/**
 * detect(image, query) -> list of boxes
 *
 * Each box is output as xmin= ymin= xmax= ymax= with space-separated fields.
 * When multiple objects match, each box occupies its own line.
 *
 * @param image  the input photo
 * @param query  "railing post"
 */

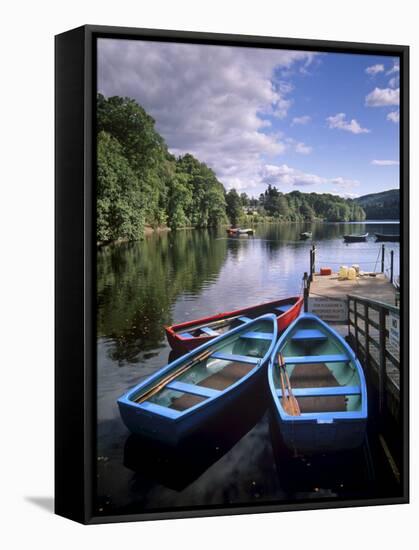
xmin=347 ymin=296 xmax=351 ymax=338
xmin=303 ymin=272 xmax=309 ymax=313
xmin=378 ymin=309 xmax=386 ymax=415
xmin=381 ymin=244 xmax=385 ymax=273
xmin=390 ymin=250 xmax=394 ymax=284
xmin=311 ymin=245 xmax=316 ymax=279
xmin=354 ymin=300 xmax=359 ymax=354
xmin=365 ymin=304 xmax=370 ymax=369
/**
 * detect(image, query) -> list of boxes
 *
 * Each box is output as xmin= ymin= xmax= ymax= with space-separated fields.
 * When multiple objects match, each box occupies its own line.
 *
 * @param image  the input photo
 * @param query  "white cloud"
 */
xmin=260 ymin=164 xmax=326 ymax=187
xmin=326 ymin=113 xmax=370 ymax=134
xmin=387 ymin=110 xmax=400 ymax=123
xmin=387 ymin=62 xmax=400 ymax=75
xmin=366 ymin=64 xmax=384 ymax=75
xmin=291 ymin=115 xmax=311 ymax=125
xmin=371 ymin=159 xmax=399 ymax=166
xmin=295 ymin=142 xmax=312 ymax=154
xmin=260 ymin=164 xmax=359 ymax=190
xmin=389 ymin=76 xmax=399 ymax=89
xmin=365 ymin=87 xmax=399 ymax=107
xmin=98 ymin=39 xmax=318 ymax=193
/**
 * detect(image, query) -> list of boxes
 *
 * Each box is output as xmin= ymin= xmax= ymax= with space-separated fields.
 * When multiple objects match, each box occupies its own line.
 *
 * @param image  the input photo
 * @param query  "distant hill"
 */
xmin=355 ymin=189 xmax=399 ymax=220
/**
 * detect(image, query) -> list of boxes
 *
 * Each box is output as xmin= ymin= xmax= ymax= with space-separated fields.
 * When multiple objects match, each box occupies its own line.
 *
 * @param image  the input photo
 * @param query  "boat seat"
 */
xmin=238 ymin=316 xmax=252 ymax=323
xmin=211 ymin=351 xmax=260 ymax=365
xmin=291 ymin=329 xmax=327 ymax=342
xmin=200 ymin=327 xmax=219 ymax=336
xmin=241 ymin=331 xmax=273 ymax=341
xmin=276 ymin=386 xmax=360 ymax=398
xmin=180 ymin=332 xmax=194 ymax=338
xmin=284 ymin=354 xmax=348 ymax=365
xmin=275 ymin=304 xmax=293 ymax=314
xmin=166 ymin=380 xmax=220 ymax=398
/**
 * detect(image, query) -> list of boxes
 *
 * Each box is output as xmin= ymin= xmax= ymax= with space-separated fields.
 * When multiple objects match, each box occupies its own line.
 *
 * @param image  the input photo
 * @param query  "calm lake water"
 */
xmin=96 ymin=221 xmax=400 ymax=516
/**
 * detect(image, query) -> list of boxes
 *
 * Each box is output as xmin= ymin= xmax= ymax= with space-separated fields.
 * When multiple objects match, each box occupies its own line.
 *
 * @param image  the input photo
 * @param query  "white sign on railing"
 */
xmin=389 ymin=311 xmax=400 ymax=353
xmin=308 ymin=297 xmax=348 ymax=322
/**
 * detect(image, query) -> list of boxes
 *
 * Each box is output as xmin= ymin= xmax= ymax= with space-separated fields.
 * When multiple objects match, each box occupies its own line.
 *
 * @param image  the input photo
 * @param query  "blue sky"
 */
xmin=98 ymin=40 xmax=400 ymax=198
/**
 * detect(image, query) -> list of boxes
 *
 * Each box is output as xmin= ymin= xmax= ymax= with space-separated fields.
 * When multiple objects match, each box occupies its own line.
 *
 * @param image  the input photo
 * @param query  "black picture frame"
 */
xmin=55 ymin=24 xmax=409 ymax=524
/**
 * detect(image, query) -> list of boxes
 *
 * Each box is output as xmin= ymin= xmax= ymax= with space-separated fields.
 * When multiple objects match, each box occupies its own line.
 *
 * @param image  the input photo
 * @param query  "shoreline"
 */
xmin=97 ymin=219 xmax=399 ymax=247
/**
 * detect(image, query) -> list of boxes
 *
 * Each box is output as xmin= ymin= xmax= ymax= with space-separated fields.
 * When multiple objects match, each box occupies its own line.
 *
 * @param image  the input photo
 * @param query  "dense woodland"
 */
xmin=97 ymin=94 xmax=366 ymax=243
xmin=355 ymin=189 xmax=399 ymax=220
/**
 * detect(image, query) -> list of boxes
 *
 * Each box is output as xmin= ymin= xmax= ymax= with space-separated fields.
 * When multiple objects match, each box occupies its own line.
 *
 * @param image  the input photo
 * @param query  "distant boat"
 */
xmin=267 ymin=313 xmax=367 ymax=454
xmin=375 ymin=233 xmax=400 ymax=242
xmin=165 ymin=296 xmax=303 ymax=353
xmin=343 ymin=233 xmax=368 ymax=243
xmin=227 ymin=228 xmax=254 ymax=236
xmin=300 ymin=231 xmax=312 ymax=240
xmin=118 ymin=314 xmax=278 ymax=445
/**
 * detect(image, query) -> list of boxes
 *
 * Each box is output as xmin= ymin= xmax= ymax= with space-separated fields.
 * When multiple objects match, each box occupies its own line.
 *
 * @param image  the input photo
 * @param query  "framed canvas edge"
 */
xmin=55 ymin=24 xmax=410 ymax=526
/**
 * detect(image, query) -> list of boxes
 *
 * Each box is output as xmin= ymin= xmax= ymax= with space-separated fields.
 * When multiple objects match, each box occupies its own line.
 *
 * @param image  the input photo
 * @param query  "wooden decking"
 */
xmin=309 ymin=272 xmax=397 ymax=305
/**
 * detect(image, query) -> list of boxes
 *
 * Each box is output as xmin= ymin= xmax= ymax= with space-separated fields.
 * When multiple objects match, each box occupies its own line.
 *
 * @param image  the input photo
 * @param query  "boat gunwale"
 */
xmin=267 ymin=313 xmax=368 ymax=423
xmin=118 ymin=313 xmax=278 ymax=422
xmin=165 ymin=296 xmax=302 ymax=341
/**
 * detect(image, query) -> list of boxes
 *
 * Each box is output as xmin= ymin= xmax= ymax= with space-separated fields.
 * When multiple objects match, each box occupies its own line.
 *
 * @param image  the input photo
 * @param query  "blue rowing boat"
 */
xmin=268 ymin=313 xmax=367 ymax=454
xmin=118 ymin=314 xmax=278 ymax=445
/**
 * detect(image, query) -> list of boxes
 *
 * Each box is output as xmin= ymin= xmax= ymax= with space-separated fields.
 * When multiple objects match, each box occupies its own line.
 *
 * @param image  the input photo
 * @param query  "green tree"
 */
xmin=226 ymin=189 xmax=243 ymax=226
xmin=97 ymin=131 xmax=145 ymax=242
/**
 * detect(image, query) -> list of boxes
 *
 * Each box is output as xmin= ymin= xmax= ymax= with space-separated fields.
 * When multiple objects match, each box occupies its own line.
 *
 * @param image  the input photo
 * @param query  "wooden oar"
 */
xmin=278 ymin=353 xmax=301 ymax=416
xmin=135 ymin=348 xmax=213 ymax=404
xmin=179 ymin=314 xmax=246 ymax=334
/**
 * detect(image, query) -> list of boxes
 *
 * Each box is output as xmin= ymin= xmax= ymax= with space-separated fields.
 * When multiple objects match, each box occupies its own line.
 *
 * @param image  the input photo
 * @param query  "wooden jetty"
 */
xmin=300 ymin=244 xmax=402 ymax=482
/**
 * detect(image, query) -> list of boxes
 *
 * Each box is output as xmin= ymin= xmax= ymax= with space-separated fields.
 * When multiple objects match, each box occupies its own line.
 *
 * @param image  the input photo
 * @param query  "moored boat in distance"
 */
xmin=343 ymin=233 xmax=368 ymax=243
xmin=375 ymin=233 xmax=400 ymax=242
xmin=299 ymin=231 xmax=312 ymax=240
xmin=268 ymin=313 xmax=367 ymax=454
xmin=165 ymin=296 xmax=303 ymax=353
xmin=227 ymin=227 xmax=254 ymax=236
xmin=118 ymin=314 xmax=278 ymax=445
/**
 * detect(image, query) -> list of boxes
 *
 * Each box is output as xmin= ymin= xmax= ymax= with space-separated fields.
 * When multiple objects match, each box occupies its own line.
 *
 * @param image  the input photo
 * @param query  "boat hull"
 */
xmin=119 ymin=314 xmax=278 ymax=446
xmin=119 ymin=360 xmax=267 ymax=446
xmin=165 ymin=296 xmax=303 ymax=353
xmin=267 ymin=313 xmax=367 ymax=455
xmin=343 ymin=234 xmax=368 ymax=243
xmin=270 ymin=408 xmax=367 ymax=454
xmin=375 ymin=233 xmax=399 ymax=242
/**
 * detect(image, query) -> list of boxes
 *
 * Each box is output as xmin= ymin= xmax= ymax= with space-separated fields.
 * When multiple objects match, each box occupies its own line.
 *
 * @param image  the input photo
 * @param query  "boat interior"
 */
xmin=143 ymin=319 xmax=274 ymax=413
xmin=176 ymin=300 xmax=297 ymax=338
xmin=273 ymin=318 xmax=362 ymax=414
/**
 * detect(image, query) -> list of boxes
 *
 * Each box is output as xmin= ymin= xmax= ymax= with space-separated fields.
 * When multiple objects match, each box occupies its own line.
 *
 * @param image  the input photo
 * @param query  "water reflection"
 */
xmin=96 ymin=222 xmax=401 ymax=515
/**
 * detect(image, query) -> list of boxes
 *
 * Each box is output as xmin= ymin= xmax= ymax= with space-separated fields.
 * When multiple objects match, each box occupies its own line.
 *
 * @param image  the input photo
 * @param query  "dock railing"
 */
xmin=347 ymin=294 xmax=400 ymax=416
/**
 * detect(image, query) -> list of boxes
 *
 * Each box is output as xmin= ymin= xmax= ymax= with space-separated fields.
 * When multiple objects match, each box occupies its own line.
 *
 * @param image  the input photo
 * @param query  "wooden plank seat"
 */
xmin=211 ymin=351 xmax=260 ymax=364
xmin=284 ymin=354 xmax=348 ymax=365
xmin=288 ymin=362 xmax=347 ymax=413
xmin=167 ymin=380 xmax=220 ymax=398
xmin=241 ymin=331 xmax=273 ymax=341
xmin=179 ymin=332 xmax=194 ymax=338
xmin=200 ymin=327 xmax=219 ymax=336
xmin=291 ymin=329 xmax=327 ymax=342
xmin=238 ymin=316 xmax=252 ymax=323
xmin=276 ymin=386 xmax=360 ymax=398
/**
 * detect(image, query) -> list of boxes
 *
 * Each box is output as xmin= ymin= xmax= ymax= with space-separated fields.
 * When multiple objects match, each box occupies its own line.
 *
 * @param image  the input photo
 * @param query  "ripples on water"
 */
xmin=96 ymin=222 xmax=400 ymax=515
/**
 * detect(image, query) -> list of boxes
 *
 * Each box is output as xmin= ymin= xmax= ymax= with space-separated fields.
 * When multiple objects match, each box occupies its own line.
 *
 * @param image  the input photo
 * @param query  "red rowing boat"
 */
xmin=165 ymin=296 xmax=303 ymax=353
